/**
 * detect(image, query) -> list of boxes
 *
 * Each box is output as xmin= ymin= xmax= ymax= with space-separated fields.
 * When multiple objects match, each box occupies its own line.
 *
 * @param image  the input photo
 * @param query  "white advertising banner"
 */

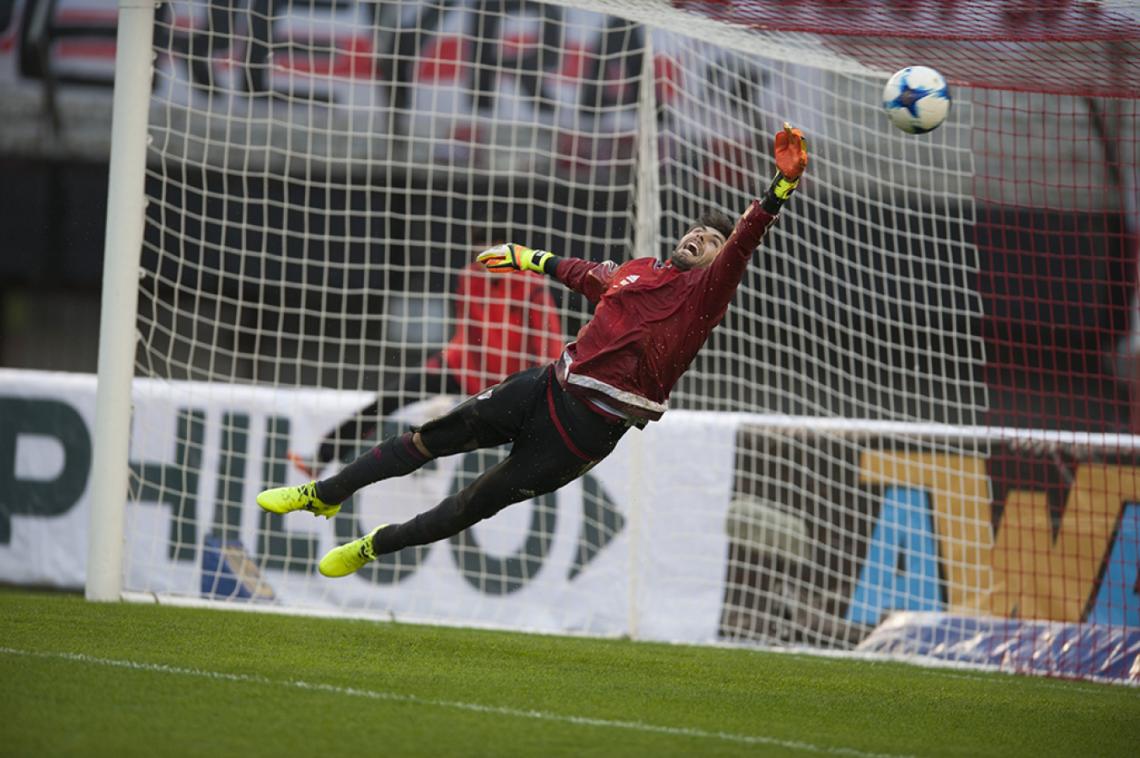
xmin=0 ymin=369 xmax=738 ymax=644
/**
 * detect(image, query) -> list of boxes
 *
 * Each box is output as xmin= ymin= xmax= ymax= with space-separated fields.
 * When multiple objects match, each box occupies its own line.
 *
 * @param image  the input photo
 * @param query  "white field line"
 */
xmin=0 ymin=646 xmax=912 ymax=758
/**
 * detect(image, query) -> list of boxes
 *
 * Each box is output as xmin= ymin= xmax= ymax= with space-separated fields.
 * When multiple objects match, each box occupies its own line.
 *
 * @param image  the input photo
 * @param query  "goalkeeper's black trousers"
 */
xmin=315 ymin=366 xmax=629 ymax=555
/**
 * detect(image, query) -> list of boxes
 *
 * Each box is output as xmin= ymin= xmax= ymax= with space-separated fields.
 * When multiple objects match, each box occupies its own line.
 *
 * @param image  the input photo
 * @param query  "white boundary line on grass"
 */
xmin=1 ymin=646 xmax=912 ymax=758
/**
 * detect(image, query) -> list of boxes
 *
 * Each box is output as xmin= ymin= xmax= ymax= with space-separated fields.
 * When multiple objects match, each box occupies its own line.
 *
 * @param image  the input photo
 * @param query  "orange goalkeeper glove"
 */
xmin=476 ymin=243 xmax=554 ymax=275
xmin=763 ymin=123 xmax=808 ymax=212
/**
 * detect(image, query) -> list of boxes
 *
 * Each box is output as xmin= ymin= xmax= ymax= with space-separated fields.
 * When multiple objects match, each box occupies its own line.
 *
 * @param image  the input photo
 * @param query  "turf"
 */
xmin=1 ymin=587 xmax=1136 ymax=757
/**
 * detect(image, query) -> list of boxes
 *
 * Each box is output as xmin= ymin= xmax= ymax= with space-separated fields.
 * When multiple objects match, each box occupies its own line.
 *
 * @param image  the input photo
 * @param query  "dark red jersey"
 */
xmin=553 ymin=201 xmax=777 ymax=422
xmin=443 ymin=263 xmax=564 ymax=395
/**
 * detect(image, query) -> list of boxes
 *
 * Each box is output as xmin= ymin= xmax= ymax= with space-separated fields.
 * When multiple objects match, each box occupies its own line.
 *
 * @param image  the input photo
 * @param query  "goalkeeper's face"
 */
xmin=670 ymin=225 xmax=727 ymax=271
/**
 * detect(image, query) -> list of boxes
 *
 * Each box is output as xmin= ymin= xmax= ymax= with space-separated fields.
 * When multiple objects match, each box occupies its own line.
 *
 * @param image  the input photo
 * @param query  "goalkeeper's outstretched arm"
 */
xmin=718 ymin=123 xmax=808 ymax=255
xmin=475 ymin=240 xmax=617 ymax=303
xmin=473 ymin=123 xmax=807 ymax=294
xmin=698 ymin=123 xmax=808 ymax=308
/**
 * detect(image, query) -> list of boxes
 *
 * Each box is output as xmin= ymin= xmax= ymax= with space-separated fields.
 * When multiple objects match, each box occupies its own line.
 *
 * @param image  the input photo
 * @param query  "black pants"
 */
xmin=372 ymin=366 xmax=629 ymax=555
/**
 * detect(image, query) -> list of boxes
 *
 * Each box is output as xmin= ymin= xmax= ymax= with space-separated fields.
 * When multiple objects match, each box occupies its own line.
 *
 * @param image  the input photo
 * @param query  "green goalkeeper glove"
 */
xmin=762 ymin=122 xmax=808 ymax=213
xmin=476 ymin=243 xmax=554 ymax=275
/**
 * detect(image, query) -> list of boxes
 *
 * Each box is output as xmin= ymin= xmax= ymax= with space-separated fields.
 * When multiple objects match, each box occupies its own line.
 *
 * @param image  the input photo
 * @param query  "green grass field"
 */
xmin=1 ymin=587 xmax=1136 ymax=757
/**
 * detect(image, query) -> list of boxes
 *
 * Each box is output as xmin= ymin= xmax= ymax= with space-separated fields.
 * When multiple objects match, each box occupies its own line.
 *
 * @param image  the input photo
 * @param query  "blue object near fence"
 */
xmin=856 ymin=611 xmax=1140 ymax=684
xmin=200 ymin=534 xmax=276 ymax=602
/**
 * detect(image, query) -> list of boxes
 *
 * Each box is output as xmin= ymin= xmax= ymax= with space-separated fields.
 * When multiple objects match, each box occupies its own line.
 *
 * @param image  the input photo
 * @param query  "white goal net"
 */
xmin=105 ymin=0 xmax=1140 ymax=682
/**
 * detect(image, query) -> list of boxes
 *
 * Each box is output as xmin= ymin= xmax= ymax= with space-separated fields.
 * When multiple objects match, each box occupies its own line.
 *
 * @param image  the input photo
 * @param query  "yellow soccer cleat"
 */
xmin=256 ymin=482 xmax=340 ymax=519
xmin=319 ymin=525 xmax=388 ymax=578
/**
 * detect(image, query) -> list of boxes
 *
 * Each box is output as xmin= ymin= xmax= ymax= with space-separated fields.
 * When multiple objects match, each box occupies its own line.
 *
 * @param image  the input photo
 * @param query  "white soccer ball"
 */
xmin=882 ymin=66 xmax=951 ymax=134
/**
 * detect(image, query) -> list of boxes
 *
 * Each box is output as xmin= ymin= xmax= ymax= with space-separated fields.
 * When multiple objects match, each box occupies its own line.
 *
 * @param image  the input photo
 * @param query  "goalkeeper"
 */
xmin=257 ymin=123 xmax=808 ymax=578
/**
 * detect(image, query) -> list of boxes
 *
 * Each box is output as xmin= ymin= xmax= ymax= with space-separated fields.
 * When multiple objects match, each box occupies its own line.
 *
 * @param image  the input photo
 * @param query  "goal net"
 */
xmin=106 ymin=0 xmax=1139 ymax=682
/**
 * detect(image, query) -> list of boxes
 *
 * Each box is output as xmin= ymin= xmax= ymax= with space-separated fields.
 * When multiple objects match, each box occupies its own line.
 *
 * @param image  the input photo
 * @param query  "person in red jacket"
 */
xmin=259 ymin=123 xmax=808 ymax=578
xmin=288 ymin=250 xmax=564 ymax=476
xmin=446 ymin=260 xmax=565 ymax=396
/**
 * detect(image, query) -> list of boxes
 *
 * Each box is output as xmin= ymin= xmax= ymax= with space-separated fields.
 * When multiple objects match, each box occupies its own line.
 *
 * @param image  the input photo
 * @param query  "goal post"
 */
xmin=89 ymin=0 xmax=1140 ymax=682
xmin=87 ymin=0 xmax=156 ymax=602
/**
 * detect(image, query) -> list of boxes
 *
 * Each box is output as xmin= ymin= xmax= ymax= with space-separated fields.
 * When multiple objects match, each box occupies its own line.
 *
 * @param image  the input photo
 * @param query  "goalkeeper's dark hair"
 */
xmin=696 ymin=210 xmax=734 ymax=240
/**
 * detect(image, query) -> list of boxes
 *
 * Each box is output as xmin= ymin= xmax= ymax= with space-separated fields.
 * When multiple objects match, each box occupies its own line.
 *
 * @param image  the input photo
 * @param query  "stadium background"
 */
xmin=2 ymin=0 xmax=1135 ymax=433
xmin=1 ymin=0 xmax=1138 ymax=683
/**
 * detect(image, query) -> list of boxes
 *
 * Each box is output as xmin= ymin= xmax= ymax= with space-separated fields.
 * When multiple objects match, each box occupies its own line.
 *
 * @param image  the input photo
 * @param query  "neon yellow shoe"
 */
xmin=319 ymin=525 xmax=388 ymax=578
xmin=256 ymin=482 xmax=340 ymax=519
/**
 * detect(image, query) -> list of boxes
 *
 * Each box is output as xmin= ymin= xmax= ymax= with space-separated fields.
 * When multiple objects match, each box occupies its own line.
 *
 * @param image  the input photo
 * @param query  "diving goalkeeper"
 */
xmin=257 ymin=123 xmax=808 ymax=578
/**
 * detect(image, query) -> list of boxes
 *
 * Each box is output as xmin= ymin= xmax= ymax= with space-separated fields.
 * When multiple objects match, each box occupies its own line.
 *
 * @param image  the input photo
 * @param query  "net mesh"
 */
xmin=121 ymin=0 xmax=1140 ymax=681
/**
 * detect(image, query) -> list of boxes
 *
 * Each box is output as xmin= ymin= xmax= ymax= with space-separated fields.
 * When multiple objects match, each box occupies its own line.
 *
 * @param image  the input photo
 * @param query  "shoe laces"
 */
xmin=298 ymin=482 xmax=319 ymax=511
xmin=358 ymin=530 xmax=378 ymax=562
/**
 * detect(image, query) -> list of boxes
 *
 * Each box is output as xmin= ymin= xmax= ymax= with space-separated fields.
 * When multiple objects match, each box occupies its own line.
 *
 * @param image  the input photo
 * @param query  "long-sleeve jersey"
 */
xmin=443 ymin=262 xmax=565 ymax=396
xmin=552 ymin=200 xmax=778 ymax=423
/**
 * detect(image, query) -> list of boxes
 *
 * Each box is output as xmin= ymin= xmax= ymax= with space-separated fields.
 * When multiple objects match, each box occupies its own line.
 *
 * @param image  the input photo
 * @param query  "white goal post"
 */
xmin=89 ymin=0 xmax=1140 ymax=683
xmin=87 ymin=0 xmax=157 ymax=602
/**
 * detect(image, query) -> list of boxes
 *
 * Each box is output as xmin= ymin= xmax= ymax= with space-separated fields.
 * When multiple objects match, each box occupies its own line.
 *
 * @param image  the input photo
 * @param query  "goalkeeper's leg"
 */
xmin=319 ymin=371 xmax=628 ymax=577
xmin=259 ymin=367 xmax=543 ymax=519
xmin=316 ymin=366 xmax=549 ymax=501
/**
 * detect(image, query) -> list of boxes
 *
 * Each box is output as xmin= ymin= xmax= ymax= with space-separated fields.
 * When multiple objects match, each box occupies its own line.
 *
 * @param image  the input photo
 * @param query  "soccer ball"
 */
xmin=882 ymin=66 xmax=951 ymax=134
